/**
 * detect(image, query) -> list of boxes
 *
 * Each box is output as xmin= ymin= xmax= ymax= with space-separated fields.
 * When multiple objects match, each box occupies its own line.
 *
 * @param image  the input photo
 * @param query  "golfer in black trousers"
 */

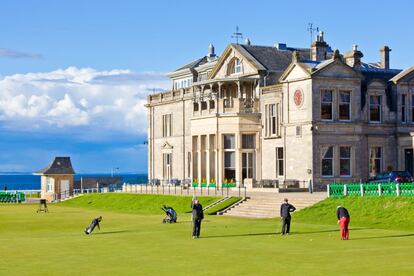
xmin=191 ymin=198 xmax=204 ymax=239
xmin=280 ymin=198 xmax=296 ymax=235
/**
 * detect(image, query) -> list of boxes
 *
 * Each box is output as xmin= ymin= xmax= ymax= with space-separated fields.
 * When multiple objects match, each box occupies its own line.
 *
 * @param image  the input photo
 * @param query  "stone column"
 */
xmin=206 ymin=135 xmax=210 ymax=185
xmin=197 ymin=135 xmax=202 ymax=184
xmin=236 ymin=132 xmax=242 ymax=187
xmin=217 ymin=133 xmax=222 ymax=188
xmin=237 ymin=81 xmax=241 ymax=98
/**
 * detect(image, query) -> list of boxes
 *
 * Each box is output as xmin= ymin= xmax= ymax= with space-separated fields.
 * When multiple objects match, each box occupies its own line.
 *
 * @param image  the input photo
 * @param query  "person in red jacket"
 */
xmin=336 ymin=206 xmax=350 ymax=240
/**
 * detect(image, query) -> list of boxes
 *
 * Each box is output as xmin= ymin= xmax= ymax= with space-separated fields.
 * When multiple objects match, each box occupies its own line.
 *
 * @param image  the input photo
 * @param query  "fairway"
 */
xmin=1 ymin=202 xmax=414 ymax=275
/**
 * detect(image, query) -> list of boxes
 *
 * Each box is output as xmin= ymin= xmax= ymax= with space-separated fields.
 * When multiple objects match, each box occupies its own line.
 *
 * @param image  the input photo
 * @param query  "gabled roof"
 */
xmin=174 ymin=56 xmax=208 ymax=72
xmin=240 ymin=45 xmax=310 ymax=72
xmin=390 ymin=66 xmax=414 ymax=83
xmin=279 ymin=52 xmax=363 ymax=82
xmin=35 ymin=157 xmax=75 ymax=175
xmin=209 ymin=43 xmax=311 ymax=79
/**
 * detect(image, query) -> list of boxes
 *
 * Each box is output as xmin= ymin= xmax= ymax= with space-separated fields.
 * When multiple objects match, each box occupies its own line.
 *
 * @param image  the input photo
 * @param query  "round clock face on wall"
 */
xmin=294 ymin=89 xmax=303 ymax=107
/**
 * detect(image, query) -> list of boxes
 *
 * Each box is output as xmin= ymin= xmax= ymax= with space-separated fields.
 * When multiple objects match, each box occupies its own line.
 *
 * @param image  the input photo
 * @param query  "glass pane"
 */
xmin=223 ymin=134 xmax=235 ymax=149
xmin=224 ymin=152 xmax=235 ymax=167
xmin=321 ymin=103 xmax=332 ymax=119
xmin=370 ymin=95 xmax=381 ymax=105
xmin=370 ymin=106 xmax=380 ymax=121
xmin=242 ymin=134 xmax=255 ymax=149
xmin=322 ymin=159 xmax=333 ymax=176
xmin=322 ymin=90 xmax=332 ymax=102
xmin=340 ymin=147 xmax=351 ymax=158
xmin=340 ymin=91 xmax=350 ymax=103
xmin=339 ymin=104 xmax=350 ymax=120
xmin=340 ymin=159 xmax=351 ymax=176
xmin=322 ymin=146 xmax=333 ymax=158
xmin=278 ymin=160 xmax=284 ymax=176
xmin=277 ymin=148 xmax=283 ymax=159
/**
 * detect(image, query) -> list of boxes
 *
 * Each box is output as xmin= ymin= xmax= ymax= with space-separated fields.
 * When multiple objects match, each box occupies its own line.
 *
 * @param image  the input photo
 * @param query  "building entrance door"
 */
xmin=60 ymin=180 xmax=70 ymax=199
xmin=404 ymin=149 xmax=413 ymax=176
xmin=242 ymin=152 xmax=255 ymax=181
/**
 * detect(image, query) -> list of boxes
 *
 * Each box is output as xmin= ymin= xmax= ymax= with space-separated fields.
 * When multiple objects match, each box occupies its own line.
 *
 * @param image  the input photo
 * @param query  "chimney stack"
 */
xmin=380 ymin=46 xmax=391 ymax=69
xmin=207 ymin=44 xmax=216 ymax=61
xmin=311 ymin=31 xmax=329 ymax=61
xmin=344 ymin=44 xmax=363 ymax=69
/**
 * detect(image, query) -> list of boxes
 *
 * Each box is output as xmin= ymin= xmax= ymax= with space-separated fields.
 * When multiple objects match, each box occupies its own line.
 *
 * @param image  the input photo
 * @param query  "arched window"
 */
xmin=228 ymin=58 xmax=243 ymax=75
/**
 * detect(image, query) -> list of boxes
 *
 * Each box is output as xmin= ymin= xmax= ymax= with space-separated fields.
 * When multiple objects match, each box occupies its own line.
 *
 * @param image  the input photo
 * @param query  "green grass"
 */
xmin=1 ymin=195 xmax=414 ymax=275
xmin=60 ymin=193 xmax=220 ymax=214
xmin=294 ymin=196 xmax=414 ymax=231
xmin=205 ymin=196 xmax=242 ymax=215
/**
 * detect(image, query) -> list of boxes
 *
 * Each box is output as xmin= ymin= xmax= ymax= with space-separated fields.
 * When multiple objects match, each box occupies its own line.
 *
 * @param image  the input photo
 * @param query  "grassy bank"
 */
xmin=59 ymin=193 xmax=220 ymax=214
xmin=294 ymin=196 xmax=414 ymax=231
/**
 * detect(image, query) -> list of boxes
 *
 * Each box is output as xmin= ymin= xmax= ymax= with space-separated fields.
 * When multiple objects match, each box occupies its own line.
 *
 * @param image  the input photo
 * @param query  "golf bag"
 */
xmin=84 ymin=216 xmax=102 ymax=235
xmin=161 ymin=205 xmax=177 ymax=223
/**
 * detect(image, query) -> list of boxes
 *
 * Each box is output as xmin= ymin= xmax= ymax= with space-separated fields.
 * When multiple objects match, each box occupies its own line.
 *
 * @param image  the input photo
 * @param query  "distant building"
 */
xmin=146 ymin=32 xmax=414 ymax=191
xmin=36 ymin=157 xmax=75 ymax=201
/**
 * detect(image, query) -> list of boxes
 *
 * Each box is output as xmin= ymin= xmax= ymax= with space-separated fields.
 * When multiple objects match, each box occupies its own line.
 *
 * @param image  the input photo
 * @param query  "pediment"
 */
xmin=161 ymin=141 xmax=173 ymax=150
xmin=312 ymin=60 xmax=362 ymax=79
xmin=391 ymin=66 xmax=414 ymax=84
xmin=209 ymin=44 xmax=264 ymax=79
xmin=279 ymin=63 xmax=311 ymax=82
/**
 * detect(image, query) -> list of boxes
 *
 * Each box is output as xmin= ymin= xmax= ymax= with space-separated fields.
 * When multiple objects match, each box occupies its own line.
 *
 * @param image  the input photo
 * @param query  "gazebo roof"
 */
xmin=35 ymin=157 xmax=75 ymax=175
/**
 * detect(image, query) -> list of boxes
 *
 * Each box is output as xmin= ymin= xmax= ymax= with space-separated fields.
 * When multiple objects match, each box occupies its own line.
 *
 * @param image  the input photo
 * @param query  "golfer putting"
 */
xmin=191 ymin=198 xmax=204 ymax=239
xmin=336 ymin=206 xmax=350 ymax=240
xmin=85 ymin=216 xmax=102 ymax=235
xmin=280 ymin=198 xmax=296 ymax=235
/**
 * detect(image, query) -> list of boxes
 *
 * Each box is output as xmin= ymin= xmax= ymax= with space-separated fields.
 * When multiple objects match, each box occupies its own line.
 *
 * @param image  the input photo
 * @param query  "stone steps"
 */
xmin=221 ymin=192 xmax=326 ymax=218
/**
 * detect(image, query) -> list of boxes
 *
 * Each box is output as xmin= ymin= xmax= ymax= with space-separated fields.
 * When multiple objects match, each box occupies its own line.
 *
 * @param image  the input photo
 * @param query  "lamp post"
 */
xmin=111 ymin=167 xmax=120 ymax=177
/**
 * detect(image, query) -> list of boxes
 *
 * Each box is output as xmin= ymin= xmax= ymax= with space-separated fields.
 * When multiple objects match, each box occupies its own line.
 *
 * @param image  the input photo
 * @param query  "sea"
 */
xmin=0 ymin=173 xmax=148 ymax=190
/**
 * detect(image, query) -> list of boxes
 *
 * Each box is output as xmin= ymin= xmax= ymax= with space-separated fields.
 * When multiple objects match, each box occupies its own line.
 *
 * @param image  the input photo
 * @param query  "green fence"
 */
xmin=328 ymin=183 xmax=414 ymax=197
xmin=0 ymin=191 xmax=26 ymax=203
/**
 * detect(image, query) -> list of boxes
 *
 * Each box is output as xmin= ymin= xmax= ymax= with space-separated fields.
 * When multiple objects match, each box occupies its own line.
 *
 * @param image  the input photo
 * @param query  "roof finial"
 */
xmin=292 ymin=51 xmax=300 ymax=62
xmin=245 ymin=37 xmax=251 ymax=45
xmin=332 ymin=49 xmax=341 ymax=60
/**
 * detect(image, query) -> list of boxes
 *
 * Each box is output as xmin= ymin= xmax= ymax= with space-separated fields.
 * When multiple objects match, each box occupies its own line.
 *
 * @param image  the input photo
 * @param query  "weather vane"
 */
xmin=231 ymin=26 xmax=243 ymax=44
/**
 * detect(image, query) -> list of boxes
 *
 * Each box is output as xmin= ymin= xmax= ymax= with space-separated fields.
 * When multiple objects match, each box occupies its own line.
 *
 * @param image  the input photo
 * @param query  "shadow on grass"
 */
xmin=93 ymin=230 xmax=136 ymax=235
xmin=350 ymin=233 xmax=414 ymax=240
xmin=201 ymin=228 xmax=367 ymax=239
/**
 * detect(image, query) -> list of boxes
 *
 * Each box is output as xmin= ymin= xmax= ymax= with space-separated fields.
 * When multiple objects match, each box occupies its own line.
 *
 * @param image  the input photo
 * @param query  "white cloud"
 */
xmin=0 ymin=67 xmax=170 ymax=136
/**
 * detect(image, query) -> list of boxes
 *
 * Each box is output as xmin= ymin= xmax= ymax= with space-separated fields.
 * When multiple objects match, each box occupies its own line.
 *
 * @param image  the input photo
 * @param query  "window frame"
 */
xmin=401 ymin=94 xmax=407 ymax=123
xmin=276 ymin=147 xmax=284 ymax=177
xmin=369 ymin=146 xmax=383 ymax=177
xmin=162 ymin=114 xmax=172 ymax=137
xmin=339 ymin=146 xmax=352 ymax=177
xmin=320 ymin=89 xmax=333 ymax=121
xmin=369 ymin=95 xmax=382 ymax=123
xmin=338 ymin=90 xmax=351 ymax=121
xmin=321 ymin=145 xmax=334 ymax=177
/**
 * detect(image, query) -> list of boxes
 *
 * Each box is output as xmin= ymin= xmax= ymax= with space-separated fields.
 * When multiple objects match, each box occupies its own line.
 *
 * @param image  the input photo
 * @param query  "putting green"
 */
xmin=0 ymin=203 xmax=414 ymax=275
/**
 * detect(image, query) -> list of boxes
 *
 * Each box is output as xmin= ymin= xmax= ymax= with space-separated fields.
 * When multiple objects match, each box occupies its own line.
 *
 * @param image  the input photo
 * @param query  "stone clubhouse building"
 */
xmin=146 ymin=32 xmax=414 ymax=191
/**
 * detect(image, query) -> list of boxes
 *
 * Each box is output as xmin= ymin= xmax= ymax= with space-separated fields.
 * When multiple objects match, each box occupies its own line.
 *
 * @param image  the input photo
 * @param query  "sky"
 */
xmin=0 ymin=0 xmax=413 ymax=173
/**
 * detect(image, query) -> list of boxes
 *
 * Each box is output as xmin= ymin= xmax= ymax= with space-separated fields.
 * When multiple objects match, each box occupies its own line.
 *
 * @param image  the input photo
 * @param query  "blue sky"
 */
xmin=0 ymin=0 xmax=413 ymax=173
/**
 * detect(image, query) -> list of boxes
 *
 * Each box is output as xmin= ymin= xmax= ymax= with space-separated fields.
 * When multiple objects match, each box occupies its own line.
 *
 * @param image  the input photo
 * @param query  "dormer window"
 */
xmin=228 ymin=58 xmax=243 ymax=75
